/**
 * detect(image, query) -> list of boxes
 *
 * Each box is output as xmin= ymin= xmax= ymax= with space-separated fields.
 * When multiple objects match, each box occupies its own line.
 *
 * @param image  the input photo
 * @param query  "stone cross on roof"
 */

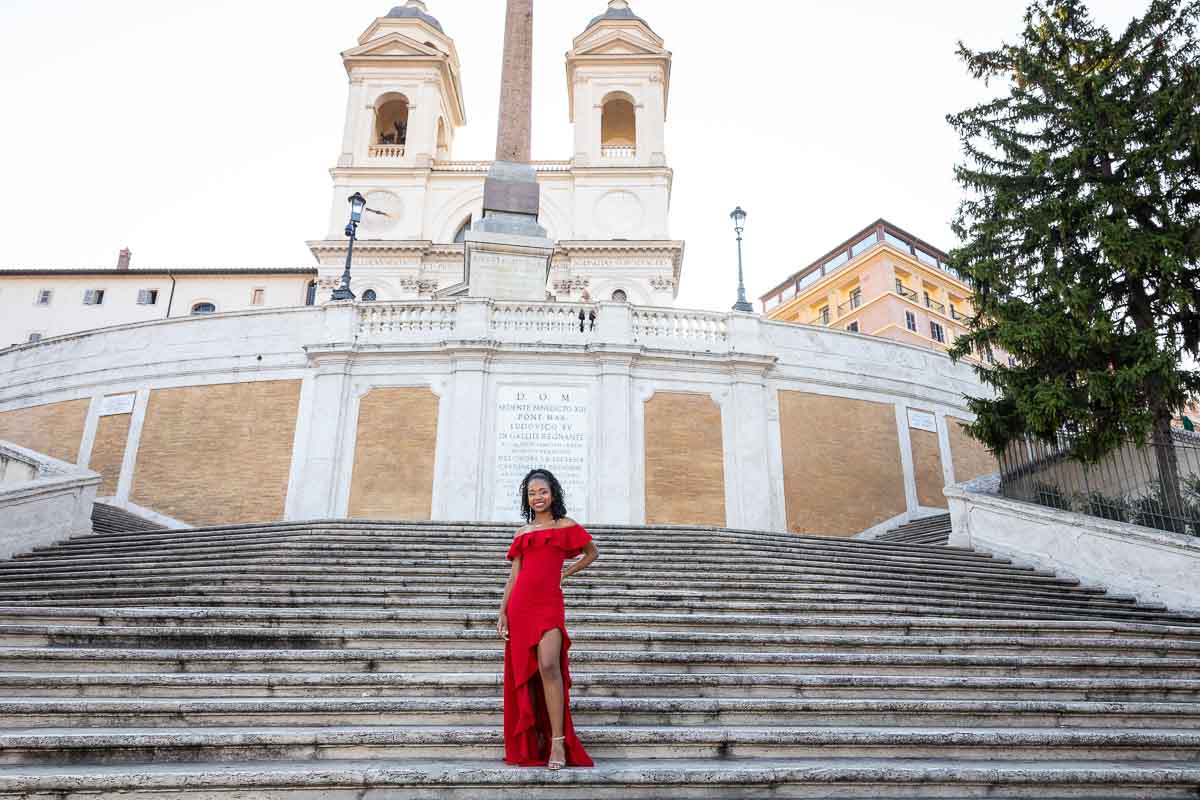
xmin=495 ymin=0 xmax=533 ymax=164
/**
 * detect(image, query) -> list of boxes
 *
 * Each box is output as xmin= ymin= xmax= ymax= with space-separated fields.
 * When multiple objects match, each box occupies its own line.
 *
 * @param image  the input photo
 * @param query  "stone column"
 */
xmin=495 ymin=0 xmax=533 ymax=164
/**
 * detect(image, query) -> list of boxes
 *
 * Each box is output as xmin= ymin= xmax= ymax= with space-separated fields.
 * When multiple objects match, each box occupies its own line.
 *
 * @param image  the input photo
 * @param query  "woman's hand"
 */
xmin=497 ymin=611 xmax=509 ymax=641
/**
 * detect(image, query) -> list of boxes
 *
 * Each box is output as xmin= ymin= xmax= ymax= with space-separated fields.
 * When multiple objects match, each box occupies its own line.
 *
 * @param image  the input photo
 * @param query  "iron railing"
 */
xmin=998 ymin=429 xmax=1200 ymax=536
xmin=895 ymin=281 xmax=918 ymax=301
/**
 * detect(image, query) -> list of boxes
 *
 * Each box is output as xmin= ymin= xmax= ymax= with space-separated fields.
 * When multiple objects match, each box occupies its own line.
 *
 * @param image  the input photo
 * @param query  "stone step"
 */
xmin=0 ymin=567 xmax=1119 ymax=609
xmin=3 ymin=593 xmax=1184 ymax=625
xmin=4 ymin=607 xmax=1192 ymax=641
xmin=3 ymin=647 xmax=1197 ymax=677
xmin=11 ymin=549 xmax=1041 ymax=587
xmin=89 ymin=503 xmax=165 ymax=535
xmin=4 ymin=671 xmax=1197 ymax=701
xmin=6 ymin=695 xmax=1199 ymax=729
xmin=2 ymin=758 xmax=1198 ymax=799
xmin=4 ymin=623 xmax=1197 ymax=657
xmin=3 ymin=725 xmax=1198 ymax=765
xmin=0 ymin=575 xmax=1147 ymax=615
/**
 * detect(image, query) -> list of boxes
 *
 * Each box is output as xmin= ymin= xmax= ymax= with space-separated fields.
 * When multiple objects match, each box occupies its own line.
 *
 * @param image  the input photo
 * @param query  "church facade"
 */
xmin=308 ymin=0 xmax=683 ymax=308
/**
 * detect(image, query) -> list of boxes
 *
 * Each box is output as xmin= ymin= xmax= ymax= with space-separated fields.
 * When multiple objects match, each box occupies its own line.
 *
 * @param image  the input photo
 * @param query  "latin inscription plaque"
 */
xmin=492 ymin=386 xmax=589 ymax=521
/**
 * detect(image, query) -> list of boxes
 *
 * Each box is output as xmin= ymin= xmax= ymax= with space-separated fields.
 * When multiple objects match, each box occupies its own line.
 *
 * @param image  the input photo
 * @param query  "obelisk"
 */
xmin=464 ymin=0 xmax=554 ymax=300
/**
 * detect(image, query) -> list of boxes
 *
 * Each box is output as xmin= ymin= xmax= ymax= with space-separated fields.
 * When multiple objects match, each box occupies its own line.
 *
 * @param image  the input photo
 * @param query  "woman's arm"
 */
xmin=497 ymin=556 xmax=520 ymax=640
xmin=561 ymin=541 xmax=599 ymax=582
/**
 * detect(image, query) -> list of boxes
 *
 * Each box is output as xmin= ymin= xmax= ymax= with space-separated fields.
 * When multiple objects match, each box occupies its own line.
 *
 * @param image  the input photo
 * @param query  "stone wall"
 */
xmin=130 ymin=381 xmax=302 ymax=526
xmin=643 ymin=392 xmax=725 ymax=526
xmin=348 ymin=387 xmax=439 ymax=520
xmin=0 ymin=399 xmax=89 ymax=464
xmin=0 ymin=302 xmax=990 ymax=533
xmin=778 ymin=391 xmax=907 ymax=536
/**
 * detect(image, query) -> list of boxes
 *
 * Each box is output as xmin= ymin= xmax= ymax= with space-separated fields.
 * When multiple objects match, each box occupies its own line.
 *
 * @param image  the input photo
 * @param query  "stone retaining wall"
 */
xmin=0 ymin=300 xmax=991 ymax=534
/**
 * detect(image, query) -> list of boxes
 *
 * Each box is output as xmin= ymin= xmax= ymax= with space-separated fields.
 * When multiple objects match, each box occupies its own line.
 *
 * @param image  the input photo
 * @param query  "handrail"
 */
xmin=895 ymin=281 xmax=918 ymax=301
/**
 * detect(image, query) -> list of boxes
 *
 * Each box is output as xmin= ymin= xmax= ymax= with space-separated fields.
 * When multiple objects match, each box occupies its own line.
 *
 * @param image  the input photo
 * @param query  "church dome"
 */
xmin=386 ymin=1 xmax=444 ymax=33
xmin=585 ymin=0 xmax=652 ymax=33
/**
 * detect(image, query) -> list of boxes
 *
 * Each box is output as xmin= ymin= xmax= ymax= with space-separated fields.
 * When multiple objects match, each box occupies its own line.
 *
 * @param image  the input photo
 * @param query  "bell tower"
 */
xmin=566 ymin=0 xmax=671 ymax=168
xmin=335 ymin=1 xmax=465 ymax=170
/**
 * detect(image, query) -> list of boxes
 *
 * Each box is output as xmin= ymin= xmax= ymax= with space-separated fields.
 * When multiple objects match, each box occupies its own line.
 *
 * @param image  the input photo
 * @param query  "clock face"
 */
xmin=360 ymin=190 xmax=403 ymax=237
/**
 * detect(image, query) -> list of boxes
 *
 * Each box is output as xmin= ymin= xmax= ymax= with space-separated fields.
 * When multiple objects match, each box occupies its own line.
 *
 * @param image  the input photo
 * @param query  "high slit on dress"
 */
xmin=503 ymin=523 xmax=595 ymax=767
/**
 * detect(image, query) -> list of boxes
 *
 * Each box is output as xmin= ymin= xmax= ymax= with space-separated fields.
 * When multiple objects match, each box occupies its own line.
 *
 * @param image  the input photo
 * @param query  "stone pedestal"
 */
xmin=462 ymin=160 xmax=554 ymax=302
xmin=464 ymin=230 xmax=554 ymax=301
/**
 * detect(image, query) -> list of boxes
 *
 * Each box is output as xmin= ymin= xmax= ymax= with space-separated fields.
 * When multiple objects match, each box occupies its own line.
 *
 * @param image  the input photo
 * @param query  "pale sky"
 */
xmin=0 ymin=0 xmax=1143 ymax=312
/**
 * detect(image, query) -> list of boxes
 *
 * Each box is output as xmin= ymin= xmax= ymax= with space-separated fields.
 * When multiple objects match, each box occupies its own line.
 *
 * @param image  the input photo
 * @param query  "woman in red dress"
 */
xmin=498 ymin=468 xmax=598 ymax=769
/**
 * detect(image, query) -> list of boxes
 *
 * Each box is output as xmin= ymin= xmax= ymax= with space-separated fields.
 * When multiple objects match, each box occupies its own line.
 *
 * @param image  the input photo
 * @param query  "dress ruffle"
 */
xmin=506 ymin=523 xmax=592 ymax=561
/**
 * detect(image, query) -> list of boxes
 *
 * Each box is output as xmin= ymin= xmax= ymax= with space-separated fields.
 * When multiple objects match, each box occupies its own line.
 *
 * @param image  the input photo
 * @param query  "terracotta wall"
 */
xmin=348 ymin=387 xmax=439 ymax=520
xmin=90 ymin=413 xmax=132 ymax=496
xmin=910 ymin=424 xmax=947 ymax=508
xmin=778 ymin=390 xmax=906 ymax=536
xmin=131 ymin=381 xmax=302 ymax=526
xmin=0 ymin=399 xmax=89 ymax=463
xmin=948 ymin=418 xmax=996 ymax=483
xmin=644 ymin=392 xmax=726 ymax=526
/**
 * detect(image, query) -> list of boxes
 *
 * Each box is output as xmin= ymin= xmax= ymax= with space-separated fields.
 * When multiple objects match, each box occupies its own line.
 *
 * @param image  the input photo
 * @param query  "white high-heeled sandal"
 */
xmin=548 ymin=736 xmax=566 ymax=770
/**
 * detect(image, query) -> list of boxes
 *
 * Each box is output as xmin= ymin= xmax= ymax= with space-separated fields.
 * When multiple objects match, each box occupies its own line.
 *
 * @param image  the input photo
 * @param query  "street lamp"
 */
xmin=330 ymin=192 xmax=367 ymax=302
xmin=730 ymin=206 xmax=753 ymax=313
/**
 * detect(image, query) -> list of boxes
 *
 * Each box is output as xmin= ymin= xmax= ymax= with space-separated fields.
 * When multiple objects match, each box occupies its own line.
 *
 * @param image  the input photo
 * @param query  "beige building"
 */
xmin=760 ymin=219 xmax=994 ymax=364
xmin=0 ymin=254 xmax=316 ymax=349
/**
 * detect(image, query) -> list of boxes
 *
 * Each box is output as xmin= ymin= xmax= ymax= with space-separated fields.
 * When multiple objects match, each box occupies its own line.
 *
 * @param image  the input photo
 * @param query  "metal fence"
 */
xmin=997 ymin=429 xmax=1200 ymax=537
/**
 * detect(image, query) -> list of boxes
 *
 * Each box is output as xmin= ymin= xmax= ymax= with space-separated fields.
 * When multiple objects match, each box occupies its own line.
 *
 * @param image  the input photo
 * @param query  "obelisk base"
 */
xmin=464 ymin=230 xmax=554 ymax=301
xmin=464 ymin=160 xmax=553 ymax=301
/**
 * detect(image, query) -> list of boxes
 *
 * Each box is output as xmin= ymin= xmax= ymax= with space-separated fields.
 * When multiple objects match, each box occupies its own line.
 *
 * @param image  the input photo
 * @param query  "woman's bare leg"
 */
xmin=537 ymin=628 xmax=566 ymax=761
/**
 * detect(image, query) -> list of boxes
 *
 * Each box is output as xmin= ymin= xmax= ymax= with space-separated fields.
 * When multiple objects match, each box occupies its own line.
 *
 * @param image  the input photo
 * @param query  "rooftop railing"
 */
xmin=762 ymin=219 xmax=966 ymax=311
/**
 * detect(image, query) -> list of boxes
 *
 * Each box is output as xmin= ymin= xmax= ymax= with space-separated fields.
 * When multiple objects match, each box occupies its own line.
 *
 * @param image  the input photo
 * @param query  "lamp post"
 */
xmin=730 ymin=206 xmax=753 ymax=313
xmin=330 ymin=192 xmax=367 ymax=302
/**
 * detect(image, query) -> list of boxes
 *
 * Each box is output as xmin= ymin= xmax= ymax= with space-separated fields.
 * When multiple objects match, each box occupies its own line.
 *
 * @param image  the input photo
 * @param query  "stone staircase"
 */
xmin=875 ymin=514 xmax=953 ymax=546
xmin=0 ymin=519 xmax=1198 ymax=798
xmin=89 ymin=502 xmax=166 ymax=535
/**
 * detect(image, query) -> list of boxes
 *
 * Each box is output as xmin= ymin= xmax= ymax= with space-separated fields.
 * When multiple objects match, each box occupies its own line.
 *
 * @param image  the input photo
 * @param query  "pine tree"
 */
xmin=947 ymin=0 xmax=1200 ymax=509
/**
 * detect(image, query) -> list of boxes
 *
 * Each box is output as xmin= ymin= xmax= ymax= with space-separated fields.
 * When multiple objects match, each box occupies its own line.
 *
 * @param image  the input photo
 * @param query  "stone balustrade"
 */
xmin=357 ymin=301 xmax=457 ymax=344
xmin=601 ymin=145 xmax=637 ymax=159
xmin=368 ymin=144 xmax=406 ymax=159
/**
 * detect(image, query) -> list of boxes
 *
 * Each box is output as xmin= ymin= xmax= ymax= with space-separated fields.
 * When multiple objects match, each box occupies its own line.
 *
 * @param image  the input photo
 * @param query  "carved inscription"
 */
xmin=492 ymin=386 xmax=589 ymax=521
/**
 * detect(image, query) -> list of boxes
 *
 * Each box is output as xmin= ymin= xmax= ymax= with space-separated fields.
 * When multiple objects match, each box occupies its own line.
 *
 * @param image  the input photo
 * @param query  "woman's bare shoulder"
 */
xmin=557 ymin=517 xmax=579 ymax=528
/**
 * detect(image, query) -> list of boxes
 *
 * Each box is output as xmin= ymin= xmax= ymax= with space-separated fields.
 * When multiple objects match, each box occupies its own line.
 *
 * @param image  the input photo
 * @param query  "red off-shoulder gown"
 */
xmin=503 ymin=523 xmax=595 ymax=767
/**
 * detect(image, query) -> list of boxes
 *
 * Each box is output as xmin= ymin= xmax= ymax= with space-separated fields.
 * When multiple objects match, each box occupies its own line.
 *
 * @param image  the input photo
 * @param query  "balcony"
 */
xmin=601 ymin=145 xmax=637 ymax=159
xmin=836 ymin=294 xmax=863 ymax=317
xmin=368 ymin=144 xmax=406 ymax=159
xmin=950 ymin=306 xmax=974 ymax=323
xmin=895 ymin=281 xmax=918 ymax=302
xmin=810 ymin=310 xmax=832 ymax=326
xmin=925 ymin=297 xmax=946 ymax=315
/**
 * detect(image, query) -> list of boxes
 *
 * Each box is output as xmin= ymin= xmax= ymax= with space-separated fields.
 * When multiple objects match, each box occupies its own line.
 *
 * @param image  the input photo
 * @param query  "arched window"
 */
xmin=611 ymin=289 xmax=628 ymax=303
xmin=305 ymin=281 xmax=317 ymax=306
xmin=375 ymin=94 xmax=410 ymax=147
xmin=362 ymin=289 xmax=378 ymax=302
xmin=601 ymin=94 xmax=636 ymax=157
xmin=190 ymin=302 xmax=216 ymax=315
xmin=453 ymin=216 xmax=472 ymax=244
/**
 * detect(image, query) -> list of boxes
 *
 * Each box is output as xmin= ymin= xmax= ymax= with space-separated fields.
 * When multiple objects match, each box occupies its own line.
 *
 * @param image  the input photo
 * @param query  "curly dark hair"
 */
xmin=519 ymin=468 xmax=568 ymax=523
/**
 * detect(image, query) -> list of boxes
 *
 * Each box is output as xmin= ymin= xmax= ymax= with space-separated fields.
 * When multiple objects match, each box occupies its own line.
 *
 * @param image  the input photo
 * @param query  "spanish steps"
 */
xmin=0 ymin=513 xmax=1197 ymax=798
